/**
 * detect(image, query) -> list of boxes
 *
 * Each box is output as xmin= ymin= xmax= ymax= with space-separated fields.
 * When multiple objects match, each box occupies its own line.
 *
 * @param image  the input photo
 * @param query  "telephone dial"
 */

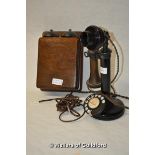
xmin=84 ymin=93 xmax=125 ymax=120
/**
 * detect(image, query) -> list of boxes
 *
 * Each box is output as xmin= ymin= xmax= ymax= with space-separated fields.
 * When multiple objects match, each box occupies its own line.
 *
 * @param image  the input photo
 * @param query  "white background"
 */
xmin=0 ymin=0 xmax=155 ymax=155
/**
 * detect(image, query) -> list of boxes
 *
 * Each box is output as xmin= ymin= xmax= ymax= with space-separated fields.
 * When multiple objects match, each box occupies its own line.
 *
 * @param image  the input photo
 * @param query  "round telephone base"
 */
xmin=92 ymin=98 xmax=125 ymax=121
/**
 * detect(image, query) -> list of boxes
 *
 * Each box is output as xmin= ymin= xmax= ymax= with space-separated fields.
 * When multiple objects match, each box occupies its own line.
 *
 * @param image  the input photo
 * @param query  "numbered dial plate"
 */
xmin=84 ymin=94 xmax=105 ymax=115
xmin=88 ymin=97 xmax=100 ymax=109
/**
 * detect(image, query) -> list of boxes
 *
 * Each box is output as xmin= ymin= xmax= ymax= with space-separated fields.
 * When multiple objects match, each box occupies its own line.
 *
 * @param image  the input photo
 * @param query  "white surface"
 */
xmin=27 ymin=90 xmax=129 ymax=155
xmin=27 ymin=0 xmax=129 ymax=154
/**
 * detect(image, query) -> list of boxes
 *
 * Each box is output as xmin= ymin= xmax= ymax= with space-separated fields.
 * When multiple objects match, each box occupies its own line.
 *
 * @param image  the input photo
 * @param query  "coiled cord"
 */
xmin=40 ymin=92 xmax=86 ymax=122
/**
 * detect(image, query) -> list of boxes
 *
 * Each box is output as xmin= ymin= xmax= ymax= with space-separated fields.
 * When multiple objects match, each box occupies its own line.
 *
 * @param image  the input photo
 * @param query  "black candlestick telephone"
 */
xmin=80 ymin=25 xmax=125 ymax=120
xmin=38 ymin=25 xmax=128 ymax=122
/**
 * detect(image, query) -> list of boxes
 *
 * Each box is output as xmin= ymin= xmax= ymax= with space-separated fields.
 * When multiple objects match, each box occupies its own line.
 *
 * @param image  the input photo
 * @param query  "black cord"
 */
xmin=55 ymin=93 xmax=87 ymax=122
xmin=108 ymin=37 xmax=129 ymax=110
xmin=125 ymin=106 xmax=129 ymax=109
xmin=109 ymin=38 xmax=120 ymax=84
xmin=77 ymin=90 xmax=91 ymax=93
xmin=112 ymin=93 xmax=129 ymax=100
xmin=59 ymin=104 xmax=86 ymax=122
xmin=111 ymin=85 xmax=116 ymax=94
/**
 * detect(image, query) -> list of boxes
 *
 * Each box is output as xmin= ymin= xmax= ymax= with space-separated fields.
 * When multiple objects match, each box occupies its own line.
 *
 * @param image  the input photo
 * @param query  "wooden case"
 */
xmin=36 ymin=32 xmax=83 ymax=91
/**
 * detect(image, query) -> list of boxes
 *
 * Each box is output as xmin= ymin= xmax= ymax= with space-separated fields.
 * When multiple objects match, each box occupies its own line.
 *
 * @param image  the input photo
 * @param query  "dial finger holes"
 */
xmin=85 ymin=106 xmax=88 ymax=110
xmin=101 ymin=96 xmax=104 ymax=100
xmin=98 ymin=95 xmax=101 ymax=98
xmin=85 ymin=100 xmax=88 ymax=103
xmin=102 ymin=100 xmax=105 ymax=103
xmin=87 ymin=109 xmax=91 ymax=113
